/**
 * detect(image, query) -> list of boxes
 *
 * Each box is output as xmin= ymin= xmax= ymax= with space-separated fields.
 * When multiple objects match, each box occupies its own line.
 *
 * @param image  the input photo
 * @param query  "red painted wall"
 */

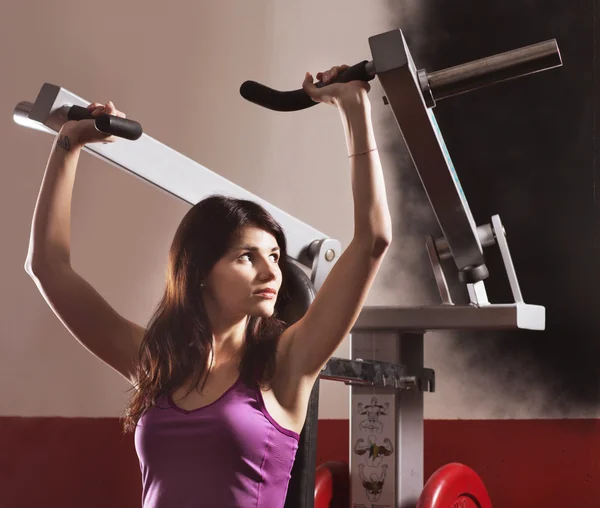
xmin=1 ymin=417 xmax=141 ymax=508
xmin=2 ymin=417 xmax=599 ymax=507
xmin=320 ymin=419 xmax=600 ymax=508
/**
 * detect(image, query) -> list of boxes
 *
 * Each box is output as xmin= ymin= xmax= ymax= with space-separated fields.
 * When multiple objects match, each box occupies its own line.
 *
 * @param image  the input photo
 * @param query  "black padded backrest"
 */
xmin=276 ymin=261 xmax=319 ymax=508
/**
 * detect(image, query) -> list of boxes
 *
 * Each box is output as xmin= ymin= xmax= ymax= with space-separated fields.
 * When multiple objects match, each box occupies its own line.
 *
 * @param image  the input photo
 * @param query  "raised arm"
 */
xmin=280 ymin=66 xmax=392 ymax=381
xmin=24 ymin=102 xmax=144 ymax=385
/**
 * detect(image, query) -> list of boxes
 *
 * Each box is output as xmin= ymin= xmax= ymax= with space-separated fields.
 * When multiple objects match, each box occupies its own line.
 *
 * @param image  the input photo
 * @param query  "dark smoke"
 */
xmin=382 ymin=0 xmax=600 ymax=414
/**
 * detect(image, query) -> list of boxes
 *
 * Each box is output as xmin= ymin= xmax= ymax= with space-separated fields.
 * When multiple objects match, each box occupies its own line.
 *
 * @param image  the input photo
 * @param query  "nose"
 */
xmin=258 ymin=258 xmax=279 ymax=282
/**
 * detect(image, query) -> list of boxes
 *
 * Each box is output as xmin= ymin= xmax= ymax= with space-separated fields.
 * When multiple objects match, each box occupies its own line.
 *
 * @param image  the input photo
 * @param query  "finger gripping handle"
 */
xmin=316 ymin=60 xmax=372 ymax=88
xmin=67 ymin=105 xmax=143 ymax=140
xmin=240 ymin=60 xmax=373 ymax=112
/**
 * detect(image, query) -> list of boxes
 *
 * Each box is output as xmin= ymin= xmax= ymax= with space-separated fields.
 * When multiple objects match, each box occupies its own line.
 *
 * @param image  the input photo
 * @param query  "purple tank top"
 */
xmin=134 ymin=377 xmax=300 ymax=508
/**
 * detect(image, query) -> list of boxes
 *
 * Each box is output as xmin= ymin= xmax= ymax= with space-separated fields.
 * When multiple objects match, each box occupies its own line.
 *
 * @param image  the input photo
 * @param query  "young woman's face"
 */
xmin=204 ymin=226 xmax=282 ymax=320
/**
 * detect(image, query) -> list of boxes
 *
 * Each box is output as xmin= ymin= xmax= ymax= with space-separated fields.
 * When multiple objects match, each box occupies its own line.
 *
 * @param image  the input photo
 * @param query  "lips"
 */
xmin=254 ymin=288 xmax=277 ymax=296
xmin=254 ymin=288 xmax=277 ymax=300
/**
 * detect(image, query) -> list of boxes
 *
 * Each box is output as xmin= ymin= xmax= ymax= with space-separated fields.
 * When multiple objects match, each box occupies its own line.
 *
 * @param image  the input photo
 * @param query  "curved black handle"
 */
xmin=67 ymin=105 xmax=143 ymax=141
xmin=240 ymin=60 xmax=374 ymax=112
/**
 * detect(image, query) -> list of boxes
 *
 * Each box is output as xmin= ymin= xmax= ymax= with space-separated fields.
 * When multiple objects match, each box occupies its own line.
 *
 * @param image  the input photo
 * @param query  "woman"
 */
xmin=25 ymin=65 xmax=392 ymax=507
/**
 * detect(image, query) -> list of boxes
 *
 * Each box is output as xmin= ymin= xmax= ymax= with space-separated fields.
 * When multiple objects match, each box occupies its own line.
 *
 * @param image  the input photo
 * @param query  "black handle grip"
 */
xmin=67 ymin=105 xmax=143 ymax=140
xmin=240 ymin=60 xmax=374 ymax=112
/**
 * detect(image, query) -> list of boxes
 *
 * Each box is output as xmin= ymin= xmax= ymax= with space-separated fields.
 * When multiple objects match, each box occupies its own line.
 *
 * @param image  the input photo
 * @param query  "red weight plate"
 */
xmin=315 ymin=463 xmax=334 ymax=508
xmin=314 ymin=461 xmax=350 ymax=508
xmin=417 ymin=462 xmax=492 ymax=508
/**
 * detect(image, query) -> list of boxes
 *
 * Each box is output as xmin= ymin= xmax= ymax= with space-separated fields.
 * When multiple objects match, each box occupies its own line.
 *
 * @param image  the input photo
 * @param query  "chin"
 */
xmin=250 ymin=302 xmax=276 ymax=318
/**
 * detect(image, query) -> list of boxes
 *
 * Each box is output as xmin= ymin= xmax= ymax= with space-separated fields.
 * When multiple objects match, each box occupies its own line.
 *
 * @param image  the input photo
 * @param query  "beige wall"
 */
xmin=2 ymin=1 xmax=576 ymax=421
xmin=2 ymin=0 xmax=395 ymax=418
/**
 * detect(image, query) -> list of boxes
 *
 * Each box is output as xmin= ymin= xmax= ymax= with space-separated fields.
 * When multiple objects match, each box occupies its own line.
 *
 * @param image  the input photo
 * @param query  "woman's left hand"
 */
xmin=302 ymin=65 xmax=371 ymax=108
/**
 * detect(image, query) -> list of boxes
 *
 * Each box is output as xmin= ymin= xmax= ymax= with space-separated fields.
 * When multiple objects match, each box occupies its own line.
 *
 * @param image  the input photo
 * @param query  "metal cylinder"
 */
xmin=426 ymin=39 xmax=562 ymax=101
xmin=435 ymin=223 xmax=496 ymax=260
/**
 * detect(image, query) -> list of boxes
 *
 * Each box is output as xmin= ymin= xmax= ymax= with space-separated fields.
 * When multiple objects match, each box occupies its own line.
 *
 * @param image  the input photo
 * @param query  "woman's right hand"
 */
xmin=302 ymin=66 xmax=371 ymax=109
xmin=58 ymin=101 xmax=127 ymax=148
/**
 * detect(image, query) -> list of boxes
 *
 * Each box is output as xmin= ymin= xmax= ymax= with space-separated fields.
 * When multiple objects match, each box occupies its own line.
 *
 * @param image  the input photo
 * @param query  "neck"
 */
xmin=203 ymin=300 xmax=247 ymax=363
xmin=211 ymin=319 xmax=247 ymax=361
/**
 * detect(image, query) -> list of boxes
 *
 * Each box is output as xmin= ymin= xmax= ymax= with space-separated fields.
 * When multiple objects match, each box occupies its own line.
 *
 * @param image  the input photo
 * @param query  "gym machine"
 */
xmin=14 ymin=28 xmax=561 ymax=508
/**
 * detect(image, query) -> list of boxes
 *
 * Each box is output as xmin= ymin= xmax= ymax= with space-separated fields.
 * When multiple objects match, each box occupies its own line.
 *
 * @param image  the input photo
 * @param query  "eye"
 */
xmin=239 ymin=252 xmax=252 ymax=261
xmin=270 ymin=253 xmax=280 ymax=263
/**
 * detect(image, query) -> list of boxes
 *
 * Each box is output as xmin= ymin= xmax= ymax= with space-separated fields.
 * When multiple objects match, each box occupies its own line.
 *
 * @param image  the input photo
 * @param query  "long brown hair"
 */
xmin=123 ymin=195 xmax=293 ymax=432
